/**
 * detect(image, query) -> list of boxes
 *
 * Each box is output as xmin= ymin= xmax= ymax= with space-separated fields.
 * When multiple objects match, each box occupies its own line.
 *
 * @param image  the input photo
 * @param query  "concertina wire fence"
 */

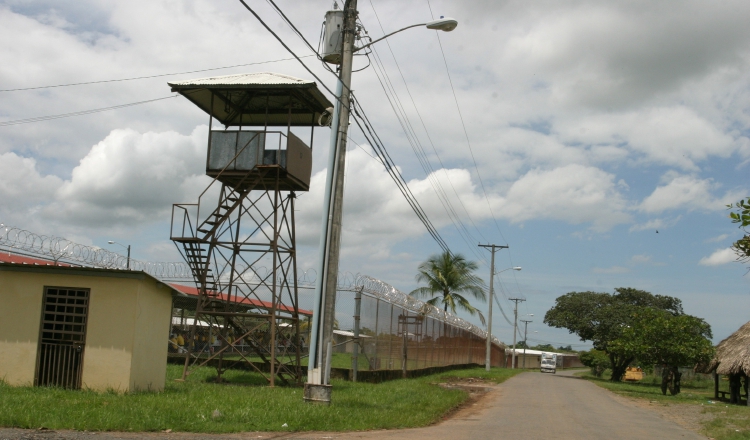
xmin=1 ymin=224 xmax=506 ymax=373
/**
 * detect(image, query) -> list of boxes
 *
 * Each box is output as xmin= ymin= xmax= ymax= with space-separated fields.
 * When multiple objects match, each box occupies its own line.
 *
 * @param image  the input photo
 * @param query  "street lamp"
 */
xmin=489 ymin=266 xmax=521 ymax=371
xmin=354 ymin=17 xmax=458 ymax=52
xmin=306 ymin=0 xmax=458 ymax=403
xmin=107 ymin=241 xmax=131 ymax=269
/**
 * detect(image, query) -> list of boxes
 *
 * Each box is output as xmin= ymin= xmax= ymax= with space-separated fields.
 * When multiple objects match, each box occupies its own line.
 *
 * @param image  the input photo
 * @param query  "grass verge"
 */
xmin=0 ymin=365 xmax=521 ymax=433
xmin=578 ymin=370 xmax=750 ymax=440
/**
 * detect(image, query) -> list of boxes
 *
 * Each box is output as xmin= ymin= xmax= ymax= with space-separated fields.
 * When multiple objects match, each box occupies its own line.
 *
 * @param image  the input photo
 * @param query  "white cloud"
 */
xmin=558 ymin=107 xmax=740 ymax=170
xmin=2 ymin=0 xmax=750 ymax=341
xmin=0 ymin=152 xmax=63 ymax=226
xmin=295 ymin=147 xmax=497 ymax=257
xmin=631 ymin=254 xmax=652 ymax=264
xmin=497 ymin=164 xmax=631 ymax=231
xmin=629 ymin=217 xmax=681 ymax=232
xmin=706 ymin=234 xmax=730 ymax=243
xmin=498 ymin=1 xmax=750 ymax=109
xmin=0 ymin=152 xmax=61 ymax=204
xmin=699 ymin=248 xmax=738 ymax=266
xmin=639 ymin=172 xmax=741 ymax=214
xmin=296 ymin=157 xmax=637 ymax=260
xmin=43 ymin=126 xmax=210 ymax=227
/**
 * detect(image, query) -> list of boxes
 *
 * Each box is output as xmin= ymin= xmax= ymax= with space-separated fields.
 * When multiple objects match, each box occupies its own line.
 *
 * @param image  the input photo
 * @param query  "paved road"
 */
xmin=0 ymin=370 xmax=707 ymax=440
xmin=311 ymin=369 xmax=708 ymax=440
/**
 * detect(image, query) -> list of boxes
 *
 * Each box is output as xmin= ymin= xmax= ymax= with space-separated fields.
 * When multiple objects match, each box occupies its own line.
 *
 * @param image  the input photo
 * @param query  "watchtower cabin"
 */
xmin=168 ymin=73 xmax=332 ymax=386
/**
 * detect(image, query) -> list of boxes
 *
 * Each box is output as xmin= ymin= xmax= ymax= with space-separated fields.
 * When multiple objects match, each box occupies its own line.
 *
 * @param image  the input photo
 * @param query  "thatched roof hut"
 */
xmin=699 ymin=321 xmax=750 ymax=375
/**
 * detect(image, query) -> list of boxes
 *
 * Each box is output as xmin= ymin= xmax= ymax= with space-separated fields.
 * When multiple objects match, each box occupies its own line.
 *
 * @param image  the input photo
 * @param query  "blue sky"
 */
xmin=1 ymin=0 xmax=749 ymax=349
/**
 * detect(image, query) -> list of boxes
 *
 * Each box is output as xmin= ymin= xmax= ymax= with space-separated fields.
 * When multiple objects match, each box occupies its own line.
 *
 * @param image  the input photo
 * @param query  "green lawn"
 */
xmin=0 ymin=365 xmax=521 ymax=433
xmin=579 ymin=370 xmax=750 ymax=440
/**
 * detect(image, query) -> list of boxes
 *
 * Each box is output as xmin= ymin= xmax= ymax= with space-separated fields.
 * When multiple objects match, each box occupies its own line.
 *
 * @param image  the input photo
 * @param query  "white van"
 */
xmin=540 ymin=352 xmax=557 ymax=374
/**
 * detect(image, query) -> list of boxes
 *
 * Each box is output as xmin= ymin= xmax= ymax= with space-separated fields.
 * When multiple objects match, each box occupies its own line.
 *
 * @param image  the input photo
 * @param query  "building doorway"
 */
xmin=35 ymin=287 xmax=90 ymax=389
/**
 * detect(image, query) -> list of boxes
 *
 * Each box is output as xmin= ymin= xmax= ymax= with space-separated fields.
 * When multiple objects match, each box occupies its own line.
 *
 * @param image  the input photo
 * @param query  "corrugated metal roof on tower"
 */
xmin=168 ymin=72 xmax=314 ymax=88
xmin=168 ymin=71 xmax=333 ymax=126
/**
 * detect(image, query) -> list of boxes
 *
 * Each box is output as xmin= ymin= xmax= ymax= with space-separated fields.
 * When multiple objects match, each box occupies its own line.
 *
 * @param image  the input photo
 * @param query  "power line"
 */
xmin=236 ymin=0 xmax=340 ymax=101
xmin=0 ymin=95 xmax=179 ymax=127
xmin=348 ymin=137 xmax=382 ymax=163
xmin=263 ymin=0 xmax=351 ymax=93
xmin=246 ymin=0 xmax=453 ymax=254
xmin=365 ymin=44 xmax=487 ymax=264
xmin=365 ymin=1 xmax=490 ymax=249
xmin=425 ymin=1 xmax=508 ymax=245
xmin=265 ymin=0 xmax=326 ymax=63
xmin=0 ymin=56 xmax=315 ymax=92
xmin=351 ymin=95 xmax=451 ymax=253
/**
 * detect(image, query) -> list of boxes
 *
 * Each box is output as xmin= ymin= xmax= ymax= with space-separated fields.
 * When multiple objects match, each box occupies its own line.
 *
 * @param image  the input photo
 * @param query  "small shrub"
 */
xmin=579 ymin=349 xmax=609 ymax=378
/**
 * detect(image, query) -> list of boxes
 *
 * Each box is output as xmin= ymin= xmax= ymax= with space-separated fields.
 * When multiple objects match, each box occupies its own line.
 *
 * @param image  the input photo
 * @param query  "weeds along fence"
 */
xmin=168 ymin=274 xmax=506 ymax=377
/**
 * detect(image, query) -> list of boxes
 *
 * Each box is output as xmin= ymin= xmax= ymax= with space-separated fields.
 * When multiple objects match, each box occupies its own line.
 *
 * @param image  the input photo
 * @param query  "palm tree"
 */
xmin=410 ymin=251 xmax=487 ymax=325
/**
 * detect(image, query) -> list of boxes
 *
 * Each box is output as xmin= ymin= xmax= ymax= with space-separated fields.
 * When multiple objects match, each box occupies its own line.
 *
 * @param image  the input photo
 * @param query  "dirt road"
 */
xmin=0 ymin=370 xmax=707 ymax=440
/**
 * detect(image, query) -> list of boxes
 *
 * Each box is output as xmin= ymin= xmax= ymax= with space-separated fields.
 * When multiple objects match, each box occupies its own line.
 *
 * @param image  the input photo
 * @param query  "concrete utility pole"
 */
xmin=305 ymin=2 xmax=457 ymax=404
xmin=305 ymin=0 xmax=358 ymax=404
xmin=478 ymin=244 xmax=508 ymax=371
xmin=520 ymin=319 xmax=532 ymax=369
xmin=508 ymin=297 xmax=525 ymax=369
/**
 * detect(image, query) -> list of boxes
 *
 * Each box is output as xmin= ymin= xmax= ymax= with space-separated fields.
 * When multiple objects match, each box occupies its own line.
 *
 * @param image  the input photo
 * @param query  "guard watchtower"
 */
xmin=168 ymin=73 xmax=332 ymax=386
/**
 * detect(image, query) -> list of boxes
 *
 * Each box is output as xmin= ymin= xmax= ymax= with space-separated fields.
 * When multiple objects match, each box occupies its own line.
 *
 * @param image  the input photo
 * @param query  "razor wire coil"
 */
xmin=1 ymin=223 xmax=499 ymax=346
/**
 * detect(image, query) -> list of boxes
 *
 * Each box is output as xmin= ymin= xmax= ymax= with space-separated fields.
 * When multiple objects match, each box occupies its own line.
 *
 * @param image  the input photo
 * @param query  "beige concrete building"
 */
xmin=0 ymin=262 xmax=177 ymax=392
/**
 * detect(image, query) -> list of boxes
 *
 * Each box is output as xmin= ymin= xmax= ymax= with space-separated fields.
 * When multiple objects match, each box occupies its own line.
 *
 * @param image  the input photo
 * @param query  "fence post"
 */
xmin=373 ymin=298 xmax=379 ymax=370
xmin=402 ymin=318 xmax=408 ymax=378
xmin=431 ymin=319 xmax=436 ymax=367
xmin=352 ymin=286 xmax=363 ymax=382
xmin=388 ymin=304 xmax=394 ymax=370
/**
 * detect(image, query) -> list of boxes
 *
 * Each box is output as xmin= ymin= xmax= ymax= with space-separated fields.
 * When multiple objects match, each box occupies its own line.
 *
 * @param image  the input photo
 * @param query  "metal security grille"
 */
xmin=35 ymin=287 xmax=90 ymax=389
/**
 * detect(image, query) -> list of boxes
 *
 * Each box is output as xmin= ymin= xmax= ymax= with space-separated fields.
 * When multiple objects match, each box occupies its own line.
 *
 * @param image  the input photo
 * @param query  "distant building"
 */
xmin=504 ymin=348 xmax=584 ymax=369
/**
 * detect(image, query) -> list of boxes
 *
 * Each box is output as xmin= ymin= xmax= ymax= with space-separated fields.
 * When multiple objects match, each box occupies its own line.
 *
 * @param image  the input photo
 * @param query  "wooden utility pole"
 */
xmin=520 ymin=318 xmax=532 ymax=368
xmin=478 ymin=244 xmax=508 ymax=371
xmin=508 ymin=297 xmax=525 ymax=369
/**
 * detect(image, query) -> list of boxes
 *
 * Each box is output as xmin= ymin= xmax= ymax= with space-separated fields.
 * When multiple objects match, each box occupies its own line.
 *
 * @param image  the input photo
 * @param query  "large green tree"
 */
xmin=544 ymin=288 xmax=683 ymax=382
xmin=410 ymin=251 xmax=486 ymax=324
xmin=608 ymin=308 xmax=713 ymax=395
xmin=728 ymin=197 xmax=750 ymax=262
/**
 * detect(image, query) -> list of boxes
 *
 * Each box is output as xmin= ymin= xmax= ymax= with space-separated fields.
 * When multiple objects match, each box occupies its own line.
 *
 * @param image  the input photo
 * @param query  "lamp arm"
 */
xmin=354 ymin=23 xmax=426 ymax=52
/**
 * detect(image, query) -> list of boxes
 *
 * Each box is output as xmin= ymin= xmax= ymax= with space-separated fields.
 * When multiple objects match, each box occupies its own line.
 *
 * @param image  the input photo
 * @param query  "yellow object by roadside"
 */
xmin=624 ymin=366 xmax=644 ymax=381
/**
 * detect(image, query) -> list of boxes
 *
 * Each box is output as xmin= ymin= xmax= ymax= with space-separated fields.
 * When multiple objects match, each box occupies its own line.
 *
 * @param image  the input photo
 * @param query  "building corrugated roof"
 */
xmin=168 ymin=72 xmax=313 ymax=88
xmin=0 ymin=252 xmax=72 ymax=266
xmin=170 ymin=283 xmax=312 ymax=317
xmin=0 ymin=261 xmax=181 ymax=296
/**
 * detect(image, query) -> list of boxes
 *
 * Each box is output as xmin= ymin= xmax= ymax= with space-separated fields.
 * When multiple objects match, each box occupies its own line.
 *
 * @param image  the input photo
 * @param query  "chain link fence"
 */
xmin=168 ymin=274 xmax=505 ymax=378
xmin=332 ymin=276 xmax=505 ymax=376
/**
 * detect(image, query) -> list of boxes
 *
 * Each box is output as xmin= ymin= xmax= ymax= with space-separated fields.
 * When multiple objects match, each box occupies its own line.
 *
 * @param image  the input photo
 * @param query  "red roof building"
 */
xmin=169 ymin=283 xmax=312 ymax=316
